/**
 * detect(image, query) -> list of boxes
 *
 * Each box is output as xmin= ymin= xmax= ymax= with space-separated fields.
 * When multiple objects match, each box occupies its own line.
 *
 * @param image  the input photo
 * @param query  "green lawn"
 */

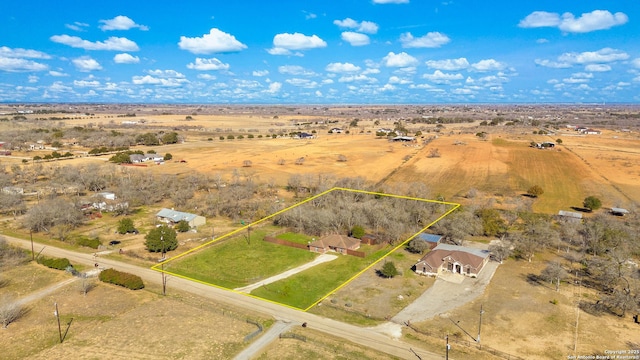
xmin=249 ymin=245 xmax=391 ymax=310
xmin=164 ymin=228 xmax=317 ymax=289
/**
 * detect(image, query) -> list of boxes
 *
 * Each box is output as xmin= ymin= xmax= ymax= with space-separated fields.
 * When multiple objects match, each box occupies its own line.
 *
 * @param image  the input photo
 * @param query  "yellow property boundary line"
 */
xmin=151 ymin=187 xmax=460 ymax=311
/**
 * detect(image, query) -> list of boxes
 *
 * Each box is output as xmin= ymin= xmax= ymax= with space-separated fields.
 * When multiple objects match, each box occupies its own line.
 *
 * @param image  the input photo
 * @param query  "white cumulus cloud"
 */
xmin=584 ymin=64 xmax=611 ymax=72
xmin=325 ymin=62 xmax=361 ymax=73
xmin=114 ymin=53 xmax=139 ymax=64
xmin=178 ymin=28 xmax=247 ymax=54
xmin=558 ymin=48 xmax=629 ymax=64
xmin=425 ymin=58 xmax=469 ymax=70
xmin=519 ymin=10 xmax=628 ymax=33
xmin=0 ymin=57 xmax=48 ymax=72
xmin=187 ymin=57 xmax=230 ymax=71
xmin=333 ymin=18 xmax=379 ymax=34
xmin=0 ymin=46 xmax=51 ymax=59
xmin=72 ymin=56 xmax=102 ymax=72
xmin=423 ymin=70 xmax=463 ymax=83
xmin=268 ymin=82 xmax=282 ymax=93
xmin=471 ymin=59 xmax=507 ymax=71
xmin=383 ymin=52 xmax=418 ymax=67
xmin=269 ymin=33 xmax=327 ymax=55
xmin=50 ymin=35 xmax=139 ymax=51
xmin=278 ymin=65 xmax=317 ymax=76
xmin=341 ymin=32 xmax=370 ymax=46
xmin=400 ymin=32 xmax=450 ymax=48
xmin=99 ymin=15 xmax=149 ymax=31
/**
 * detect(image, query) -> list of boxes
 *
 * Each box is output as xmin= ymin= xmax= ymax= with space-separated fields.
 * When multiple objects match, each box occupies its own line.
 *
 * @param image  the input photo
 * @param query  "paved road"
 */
xmin=4 ymin=234 xmax=443 ymax=360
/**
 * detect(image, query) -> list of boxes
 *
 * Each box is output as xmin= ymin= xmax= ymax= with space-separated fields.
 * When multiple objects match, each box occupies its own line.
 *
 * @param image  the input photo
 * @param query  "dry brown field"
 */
xmin=2 ymin=108 xmax=640 ymax=359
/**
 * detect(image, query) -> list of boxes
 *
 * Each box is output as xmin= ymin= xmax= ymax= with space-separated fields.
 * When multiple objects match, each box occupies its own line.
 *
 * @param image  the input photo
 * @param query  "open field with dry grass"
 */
xmin=2 ymin=105 xmax=640 ymax=359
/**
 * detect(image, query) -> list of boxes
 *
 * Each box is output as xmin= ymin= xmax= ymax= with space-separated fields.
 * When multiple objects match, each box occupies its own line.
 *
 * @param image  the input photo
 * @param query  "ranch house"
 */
xmin=414 ymin=243 xmax=490 ymax=278
xmin=309 ymin=234 xmax=360 ymax=255
xmin=156 ymin=208 xmax=206 ymax=228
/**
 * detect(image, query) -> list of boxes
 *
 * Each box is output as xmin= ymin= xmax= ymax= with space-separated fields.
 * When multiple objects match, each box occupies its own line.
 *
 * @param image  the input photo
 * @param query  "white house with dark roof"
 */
xmin=414 ymin=243 xmax=490 ymax=278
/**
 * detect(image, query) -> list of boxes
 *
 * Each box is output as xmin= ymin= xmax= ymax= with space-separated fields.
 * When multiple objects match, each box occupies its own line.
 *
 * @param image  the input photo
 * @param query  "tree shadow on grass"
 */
xmin=570 ymin=206 xmax=592 ymax=213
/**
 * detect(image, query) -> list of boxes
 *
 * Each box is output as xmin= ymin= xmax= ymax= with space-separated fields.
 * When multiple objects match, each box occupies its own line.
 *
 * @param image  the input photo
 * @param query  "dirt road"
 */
xmin=5 ymin=235 xmax=442 ymax=360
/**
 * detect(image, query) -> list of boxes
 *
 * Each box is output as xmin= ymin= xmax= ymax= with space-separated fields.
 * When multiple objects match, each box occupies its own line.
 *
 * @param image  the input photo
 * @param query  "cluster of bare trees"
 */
xmin=274 ymin=183 xmax=442 ymax=244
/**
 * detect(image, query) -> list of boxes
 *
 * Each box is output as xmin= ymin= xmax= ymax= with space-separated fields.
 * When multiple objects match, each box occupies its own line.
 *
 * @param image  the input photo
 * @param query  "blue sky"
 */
xmin=1 ymin=0 xmax=639 ymax=104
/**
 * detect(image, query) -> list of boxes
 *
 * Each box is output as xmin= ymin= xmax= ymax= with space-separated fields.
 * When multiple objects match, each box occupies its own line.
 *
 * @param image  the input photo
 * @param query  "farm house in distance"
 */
xmin=156 ymin=208 xmax=206 ymax=228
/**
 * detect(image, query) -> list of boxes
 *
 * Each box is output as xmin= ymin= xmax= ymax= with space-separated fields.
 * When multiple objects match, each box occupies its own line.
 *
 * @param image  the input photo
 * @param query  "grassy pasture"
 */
xmin=164 ymin=228 xmax=317 ymax=289
xmin=249 ymin=244 xmax=391 ymax=310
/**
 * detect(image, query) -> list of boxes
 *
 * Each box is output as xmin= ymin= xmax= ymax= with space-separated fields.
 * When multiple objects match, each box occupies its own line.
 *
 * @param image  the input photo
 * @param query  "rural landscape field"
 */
xmin=1 ymin=103 xmax=639 ymax=360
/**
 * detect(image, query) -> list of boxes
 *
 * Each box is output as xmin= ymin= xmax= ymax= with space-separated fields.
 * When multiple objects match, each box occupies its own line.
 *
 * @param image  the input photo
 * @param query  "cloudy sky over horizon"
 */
xmin=1 ymin=0 xmax=639 ymax=104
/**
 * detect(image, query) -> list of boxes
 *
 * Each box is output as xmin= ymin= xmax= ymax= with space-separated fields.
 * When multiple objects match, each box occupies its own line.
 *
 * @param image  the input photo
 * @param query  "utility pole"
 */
xmin=54 ymin=302 xmax=62 ymax=343
xmin=445 ymin=334 xmax=450 ymax=360
xmin=30 ymin=230 xmax=34 ymax=261
xmin=477 ymin=304 xmax=484 ymax=349
xmin=161 ymin=234 xmax=166 ymax=296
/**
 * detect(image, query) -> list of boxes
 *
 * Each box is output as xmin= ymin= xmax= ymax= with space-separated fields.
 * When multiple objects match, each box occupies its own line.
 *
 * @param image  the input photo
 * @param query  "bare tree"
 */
xmin=540 ymin=261 xmax=568 ymax=291
xmin=337 ymin=154 xmax=347 ymax=162
xmin=243 ymin=160 xmax=252 ymax=167
xmin=0 ymin=295 xmax=24 ymax=328
xmin=427 ymin=148 xmax=441 ymax=158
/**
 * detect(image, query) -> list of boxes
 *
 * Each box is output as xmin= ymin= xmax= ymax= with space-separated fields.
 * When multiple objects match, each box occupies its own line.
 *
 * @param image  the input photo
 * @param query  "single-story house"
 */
xmin=390 ymin=136 xmax=415 ymax=142
xmin=414 ymin=243 xmax=490 ymax=278
xmin=416 ymin=233 xmax=443 ymax=249
xmin=156 ymin=208 xmax=206 ymax=228
xmin=610 ymin=208 xmax=630 ymax=216
xmin=96 ymin=191 xmax=116 ymax=200
xmin=329 ymin=128 xmax=344 ymax=134
xmin=558 ymin=210 xmax=583 ymax=223
xmin=309 ymin=234 xmax=360 ymax=255
xmin=145 ymin=153 xmax=164 ymax=162
xmin=297 ymin=132 xmax=314 ymax=139
xmin=129 ymin=154 xmax=145 ymax=163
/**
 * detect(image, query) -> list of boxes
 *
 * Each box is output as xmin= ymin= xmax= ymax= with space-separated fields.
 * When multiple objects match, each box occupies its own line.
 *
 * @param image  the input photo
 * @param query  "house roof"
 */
xmin=417 ymin=233 xmax=443 ymax=243
xmin=310 ymin=234 xmax=360 ymax=250
xmin=156 ymin=208 xmax=199 ymax=223
xmin=417 ymin=244 xmax=489 ymax=272
xmin=558 ymin=210 xmax=583 ymax=219
xmin=610 ymin=208 xmax=629 ymax=214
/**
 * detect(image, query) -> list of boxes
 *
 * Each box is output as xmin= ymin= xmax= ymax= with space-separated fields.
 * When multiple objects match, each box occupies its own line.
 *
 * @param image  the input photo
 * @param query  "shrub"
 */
xmin=175 ymin=220 xmax=190 ymax=233
xmin=117 ymin=218 xmax=135 ymax=234
xmin=98 ymin=268 xmax=144 ymax=290
xmin=75 ymin=236 xmax=101 ymax=249
xmin=351 ymin=225 xmax=365 ymax=239
xmin=527 ymin=185 xmax=544 ymax=198
xmin=583 ymin=196 xmax=602 ymax=211
xmin=37 ymin=256 xmax=72 ymax=270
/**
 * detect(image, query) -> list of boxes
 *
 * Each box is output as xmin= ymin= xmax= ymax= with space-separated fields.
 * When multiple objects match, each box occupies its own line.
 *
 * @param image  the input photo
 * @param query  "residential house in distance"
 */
xmin=329 ymin=127 xmax=344 ymax=134
xmin=156 ymin=208 xmax=206 ymax=228
xmin=610 ymin=207 xmax=630 ymax=216
xmin=558 ymin=210 xmax=583 ymax=223
xmin=309 ymin=234 xmax=360 ymax=255
xmin=414 ymin=243 xmax=490 ymax=278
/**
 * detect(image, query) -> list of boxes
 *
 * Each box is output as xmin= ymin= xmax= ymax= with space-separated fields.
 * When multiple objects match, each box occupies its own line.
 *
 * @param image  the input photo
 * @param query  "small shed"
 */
xmin=417 ymin=233 xmax=443 ymax=249
xmin=360 ymin=234 xmax=379 ymax=245
xmin=558 ymin=210 xmax=583 ymax=223
xmin=610 ymin=208 xmax=630 ymax=216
